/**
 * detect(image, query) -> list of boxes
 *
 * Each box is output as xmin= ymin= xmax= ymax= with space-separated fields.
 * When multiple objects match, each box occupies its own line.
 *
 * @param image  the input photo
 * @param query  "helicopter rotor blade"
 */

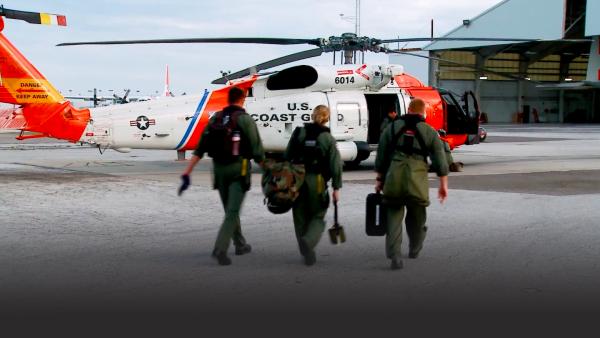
xmin=0 ymin=7 xmax=67 ymax=26
xmin=58 ymin=37 xmax=322 ymax=47
xmin=380 ymin=37 xmax=537 ymax=44
xmin=382 ymin=47 xmax=537 ymax=82
xmin=211 ymin=48 xmax=323 ymax=84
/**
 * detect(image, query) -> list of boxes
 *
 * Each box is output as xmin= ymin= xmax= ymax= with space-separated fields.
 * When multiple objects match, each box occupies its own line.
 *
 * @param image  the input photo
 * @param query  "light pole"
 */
xmin=339 ymin=0 xmax=360 ymax=35
xmin=339 ymin=0 xmax=361 ymax=64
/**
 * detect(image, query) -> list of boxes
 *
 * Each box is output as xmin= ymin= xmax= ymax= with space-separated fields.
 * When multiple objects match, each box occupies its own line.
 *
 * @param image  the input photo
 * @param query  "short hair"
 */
xmin=312 ymin=105 xmax=330 ymax=125
xmin=228 ymin=87 xmax=246 ymax=104
xmin=408 ymin=98 xmax=426 ymax=114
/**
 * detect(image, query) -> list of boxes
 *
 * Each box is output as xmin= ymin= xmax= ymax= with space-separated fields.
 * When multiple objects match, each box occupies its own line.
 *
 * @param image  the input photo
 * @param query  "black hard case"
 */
xmin=365 ymin=193 xmax=387 ymax=236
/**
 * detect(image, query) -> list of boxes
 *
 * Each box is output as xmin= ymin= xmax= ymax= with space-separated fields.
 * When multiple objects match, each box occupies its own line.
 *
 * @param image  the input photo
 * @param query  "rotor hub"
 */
xmin=321 ymin=33 xmax=383 ymax=53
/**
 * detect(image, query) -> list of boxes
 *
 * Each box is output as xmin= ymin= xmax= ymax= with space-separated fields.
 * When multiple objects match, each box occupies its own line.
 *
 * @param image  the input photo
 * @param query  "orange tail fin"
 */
xmin=0 ymin=19 xmax=64 ymax=104
xmin=0 ymin=13 xmax=89 ymax=142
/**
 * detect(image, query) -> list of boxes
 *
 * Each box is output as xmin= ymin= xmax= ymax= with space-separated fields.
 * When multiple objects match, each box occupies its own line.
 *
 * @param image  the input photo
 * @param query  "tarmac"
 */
xmin=2 ymin=124 xmax=600 ymax=315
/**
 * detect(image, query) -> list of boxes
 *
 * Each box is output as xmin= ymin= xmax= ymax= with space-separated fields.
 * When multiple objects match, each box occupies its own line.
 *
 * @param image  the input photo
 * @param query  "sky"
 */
xmin=1 ymin=0 xmax=501 ymax=97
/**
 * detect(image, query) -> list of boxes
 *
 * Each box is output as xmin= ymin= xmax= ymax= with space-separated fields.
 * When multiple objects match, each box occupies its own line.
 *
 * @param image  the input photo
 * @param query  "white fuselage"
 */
xmin=78 ymin=64 xmax=409 ymax=161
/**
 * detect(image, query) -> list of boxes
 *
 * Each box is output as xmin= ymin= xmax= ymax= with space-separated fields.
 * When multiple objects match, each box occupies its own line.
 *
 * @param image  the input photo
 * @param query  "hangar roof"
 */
xmin=425 ymin=0 xmax=574 ymax=51
xmin=423 ymin=0 xmax=594 ymax=83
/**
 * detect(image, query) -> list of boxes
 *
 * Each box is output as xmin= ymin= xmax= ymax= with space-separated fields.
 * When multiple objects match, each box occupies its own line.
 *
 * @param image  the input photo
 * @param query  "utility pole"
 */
xmin=340 ymin=0 xmax=361 ymax=35
xmin=355 ymin=0 xmax=361 ymax=36
xmin=431 ymin=19 xmax=434 ymax=39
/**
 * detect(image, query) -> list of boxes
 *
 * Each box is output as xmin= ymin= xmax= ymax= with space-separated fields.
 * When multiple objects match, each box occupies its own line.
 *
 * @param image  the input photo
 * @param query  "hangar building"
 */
xmin=419 ymin=0 xmax=599 ymax=123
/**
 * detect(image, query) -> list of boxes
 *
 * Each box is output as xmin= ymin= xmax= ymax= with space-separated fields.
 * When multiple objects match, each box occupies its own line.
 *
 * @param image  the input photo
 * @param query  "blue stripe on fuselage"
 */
xmin=175 ymin=90 xmax=209 ymax=150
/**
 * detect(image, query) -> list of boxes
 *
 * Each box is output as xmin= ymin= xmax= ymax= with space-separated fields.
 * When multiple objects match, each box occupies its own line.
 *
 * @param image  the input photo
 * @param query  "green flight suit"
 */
xmin=375 ymin=115 xmax=449 ymax=259
xmin=193 ymin=105 xmax=265 ymax=254
xmin=380 ymin=116 xmax=397 ymax=134
xmin=443 ymin=141 xmax=454 ymax=168
xmin=284 ymin=124 xmax=343 ymax=256
xmin=441 ymin=141 xmax=464 ymax=172
xmin=430 ymin=140 xmax=455 ymax=173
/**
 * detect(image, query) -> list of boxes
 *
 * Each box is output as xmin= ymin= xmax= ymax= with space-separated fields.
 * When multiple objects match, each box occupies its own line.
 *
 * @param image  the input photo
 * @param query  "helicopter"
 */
xmin=0 ymin=8 xmax=532 ymax=164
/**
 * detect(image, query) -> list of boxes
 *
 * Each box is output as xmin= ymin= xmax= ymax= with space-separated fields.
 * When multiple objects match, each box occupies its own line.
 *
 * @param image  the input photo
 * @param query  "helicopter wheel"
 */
xmin=344 ymin=142 xmax=370 ymax=169
xmin=344 ymin=158 xmax=362 ymax=169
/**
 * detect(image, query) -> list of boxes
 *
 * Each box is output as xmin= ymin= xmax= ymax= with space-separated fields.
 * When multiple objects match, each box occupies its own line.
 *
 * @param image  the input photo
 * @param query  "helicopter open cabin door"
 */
xmin=364 ymin=93 xmax=403 ymax=144
xmin=440 ymin=90 xmax=474 ymax=135
xmin=462 ymin=91 xmax=481 ymax=136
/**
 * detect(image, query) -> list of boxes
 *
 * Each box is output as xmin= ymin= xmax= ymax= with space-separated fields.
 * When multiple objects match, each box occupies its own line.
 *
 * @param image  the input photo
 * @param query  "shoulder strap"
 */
xmin=288 ymin=126 xmax=303 ymax=163
xmin=413 ymin=124 xmax=429 ymax=160
xmin=213 ymin=110 xmax=224 ymax=124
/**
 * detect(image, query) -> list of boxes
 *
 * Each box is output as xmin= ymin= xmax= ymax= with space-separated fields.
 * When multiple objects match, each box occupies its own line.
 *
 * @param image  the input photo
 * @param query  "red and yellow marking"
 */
xmin=39 ymin=13 xmax=67 ymax=26
xmin=1 ymin=78 xmax=64 ymax=104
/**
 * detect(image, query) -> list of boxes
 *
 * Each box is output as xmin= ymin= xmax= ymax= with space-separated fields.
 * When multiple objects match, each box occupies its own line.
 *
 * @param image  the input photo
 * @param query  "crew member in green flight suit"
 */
xmin=375 ymin=98 xmax=449 ymax=270
xmin=380 ymin=107 xmax=399 ymax=134
xmin=284 ymin=105 xmax=343 ymax=266
xmin=179 ymin=86 xmax=265 ymax=266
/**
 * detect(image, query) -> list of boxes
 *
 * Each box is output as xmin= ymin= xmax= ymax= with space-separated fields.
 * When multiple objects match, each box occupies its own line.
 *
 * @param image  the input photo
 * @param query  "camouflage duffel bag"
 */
xmin=261 ymin=159 xmax=306 ymax=214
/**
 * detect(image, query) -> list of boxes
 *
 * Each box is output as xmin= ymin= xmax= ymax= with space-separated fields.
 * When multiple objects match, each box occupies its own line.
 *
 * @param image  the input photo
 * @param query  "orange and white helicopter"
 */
xmin=0 ymin=8 xmax=531 ymax=165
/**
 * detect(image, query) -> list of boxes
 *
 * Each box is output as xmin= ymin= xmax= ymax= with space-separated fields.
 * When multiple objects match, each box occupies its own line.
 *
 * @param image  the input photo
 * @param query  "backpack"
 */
xmin=206 ymin=108 xmax=246 ymax=164
xmin=290 ymin=123 xmax=330 ymax=177
xmin=261 ymin=159 xmax=306 ymax=214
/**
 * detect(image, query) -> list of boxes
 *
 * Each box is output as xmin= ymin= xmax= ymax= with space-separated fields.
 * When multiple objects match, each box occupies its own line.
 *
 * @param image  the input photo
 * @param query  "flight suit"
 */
xmin=442 ymin=141 xmax=464 ymax=172
xmin=443 ymin=141 xmax=454 ymax=167
xmin=375 ymin=116 xmax=449 ymax=259
xmin=193 ymin=105 xmax=265 ymax=255
xmin=430 ymin=140 xmax=457 ymax=172
xmin=284 ymin=124 xmax=343 ymax=259
xmin=380 ymin=116 xmax=397 ymax=134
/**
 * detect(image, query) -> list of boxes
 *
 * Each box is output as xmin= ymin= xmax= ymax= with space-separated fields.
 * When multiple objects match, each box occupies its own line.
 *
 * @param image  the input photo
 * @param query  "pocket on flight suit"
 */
xmin=383 ymin=160 xmax=410 ymax=199
xmin=383 ymin=158 xmax=430 ymax=206
xmin=240 ymin=158 xmax=251 ymax=192
xmin=316 ymin=174 xmax=329 ymax=208
xmin=319 ymin=190 xmax=330 ymax=209
xmin=406 ymin=159 xmax=429 ymax=206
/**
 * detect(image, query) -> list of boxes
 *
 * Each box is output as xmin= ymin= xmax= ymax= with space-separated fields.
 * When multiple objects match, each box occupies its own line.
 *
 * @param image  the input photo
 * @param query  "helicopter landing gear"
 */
xmin=344 ymin=141 xmax=370 ymax=168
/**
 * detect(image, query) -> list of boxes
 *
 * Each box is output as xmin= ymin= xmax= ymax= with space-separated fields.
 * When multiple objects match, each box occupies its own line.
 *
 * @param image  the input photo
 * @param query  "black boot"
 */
xmin=235 ymin=244 xmax=252 ymax=256
xmin=390 ymin=256 xmax=403 ymax=270
xmin=409 ymin=243 xmax=423 ymax=259
xmin=212 ymin=249 xmax=232 ymax=266
xmin=304 ymin=250 xmax=316 ymax=266
xmin=299 ymin=238 xmax=316 ymax=266
xmin=409 ymin=228 xmax=427 ymax=259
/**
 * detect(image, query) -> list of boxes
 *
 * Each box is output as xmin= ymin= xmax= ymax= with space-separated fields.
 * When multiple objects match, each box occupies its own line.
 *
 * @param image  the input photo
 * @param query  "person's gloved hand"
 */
xmin=178 ymin=174 xmax=190 ymax=196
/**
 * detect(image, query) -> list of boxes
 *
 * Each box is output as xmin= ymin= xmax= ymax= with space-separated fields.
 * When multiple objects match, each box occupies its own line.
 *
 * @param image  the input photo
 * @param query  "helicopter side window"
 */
xmin=266 ymin=65 xmax=319 ymax=91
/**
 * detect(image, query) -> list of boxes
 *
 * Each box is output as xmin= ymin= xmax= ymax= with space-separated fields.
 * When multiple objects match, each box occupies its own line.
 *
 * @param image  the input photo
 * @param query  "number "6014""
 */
xmin=334 ymin=76 xmax=355 ymax=85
